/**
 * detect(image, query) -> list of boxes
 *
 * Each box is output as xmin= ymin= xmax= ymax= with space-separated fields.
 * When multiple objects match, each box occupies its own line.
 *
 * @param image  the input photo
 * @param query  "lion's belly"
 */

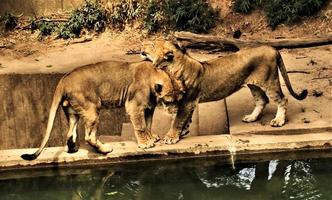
xmin=199 ymin=84 xmax=243 ymax=102
xmin=199 ymin=73 xmax=247 ymax=103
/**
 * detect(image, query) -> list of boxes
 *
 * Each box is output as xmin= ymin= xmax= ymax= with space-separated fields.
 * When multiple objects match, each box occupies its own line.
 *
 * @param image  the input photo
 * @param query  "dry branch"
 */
xmin=287 ymin=70 xmax=310 ymax=74
xmin=20 ymin=18 xmax=70 ymax=30
xmin=175 ymin=31 xmax=332 ymax=52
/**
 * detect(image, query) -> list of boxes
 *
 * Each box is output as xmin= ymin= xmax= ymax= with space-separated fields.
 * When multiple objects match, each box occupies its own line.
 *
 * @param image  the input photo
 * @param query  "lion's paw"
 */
xmin=98 ymin=143 xmax=113 ymax=154
xmin=242 ymin=114 xmax=258 ymax=123
xmin=162 ymin=135 xmax=180 ymax=144
xmin=137 ymin=140 xmax=155 ymax=149
xmin=67 ymin=146 xmax=79 ymax=154
xmin=150 ymin=134 xmax=160 ymax=143
xmin=270 ymin=118 xmax=285 ymax=127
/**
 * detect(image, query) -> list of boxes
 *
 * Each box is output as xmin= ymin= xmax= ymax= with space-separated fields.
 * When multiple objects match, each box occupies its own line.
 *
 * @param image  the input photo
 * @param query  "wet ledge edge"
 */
xmin=0 ymin=131 xmax=331 ymax=171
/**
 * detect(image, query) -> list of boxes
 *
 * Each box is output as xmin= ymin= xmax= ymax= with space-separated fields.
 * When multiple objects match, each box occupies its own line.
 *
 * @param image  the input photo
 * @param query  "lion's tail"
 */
xmin=21 ymin=82 xmax=65 ymax=161
xmin=276 ymin=51 xmax=308 ymax=100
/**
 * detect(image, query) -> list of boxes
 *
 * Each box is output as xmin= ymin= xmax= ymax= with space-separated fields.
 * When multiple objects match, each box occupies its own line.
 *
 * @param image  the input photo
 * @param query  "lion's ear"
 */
xmin=154 ymin=84 xmax=163 ymax=94
xmin=174 ymin=43 xmax=187 ymax=54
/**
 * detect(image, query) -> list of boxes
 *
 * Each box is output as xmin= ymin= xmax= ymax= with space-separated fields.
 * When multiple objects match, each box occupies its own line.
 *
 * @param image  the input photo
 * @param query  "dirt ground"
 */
xmin=0 ymin=0 xmax=331 ymax=59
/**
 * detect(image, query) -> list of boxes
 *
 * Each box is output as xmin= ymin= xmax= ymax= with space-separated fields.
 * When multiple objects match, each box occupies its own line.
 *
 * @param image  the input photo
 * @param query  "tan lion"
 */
xmin=21 ymin=61 xmax=183 ymax=160
xmin=141 ymin=40 xmax=307 ymax=144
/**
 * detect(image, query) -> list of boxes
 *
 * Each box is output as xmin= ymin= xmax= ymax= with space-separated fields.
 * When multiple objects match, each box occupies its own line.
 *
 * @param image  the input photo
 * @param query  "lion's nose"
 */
xmin=140 ymin=51 xmax=147 ymax=56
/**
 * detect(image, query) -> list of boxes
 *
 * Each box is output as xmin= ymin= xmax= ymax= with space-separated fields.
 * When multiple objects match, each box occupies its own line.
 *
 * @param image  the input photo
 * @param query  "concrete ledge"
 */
xmin=1 ymin=132 xmax=331 ymax=170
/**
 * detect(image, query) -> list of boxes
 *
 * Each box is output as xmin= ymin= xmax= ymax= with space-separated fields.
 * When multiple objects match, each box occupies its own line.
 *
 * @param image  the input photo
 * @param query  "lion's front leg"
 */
xmin=144 ymin=107 xmax=160 ymax=143
xmin=163 ymin=101 xmax=197 ymax=144
xmin=126 ymin=103 xmax=155 ymax=149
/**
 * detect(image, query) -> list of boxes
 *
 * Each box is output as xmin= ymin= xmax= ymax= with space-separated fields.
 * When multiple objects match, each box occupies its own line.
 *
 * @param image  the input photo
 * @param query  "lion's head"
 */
xmin=141 ymin=40 xmax=186 ymax=69
xmin=153 ymin=69 xmax=184 ymax=114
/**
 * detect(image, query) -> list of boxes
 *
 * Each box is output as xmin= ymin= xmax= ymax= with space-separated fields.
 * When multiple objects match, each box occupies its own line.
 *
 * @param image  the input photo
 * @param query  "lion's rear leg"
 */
xmin=81 ymin=103 xmax=112 ymax=154
xmin=63 ymin=105 xmax=80 ymax=153
xmin=66 ymin=113 xmax=80 ymax=153
xmin=242 ymin=84 xmax=269 ymax=123
xmin=265 ymin=86 xmax=288 ymax=127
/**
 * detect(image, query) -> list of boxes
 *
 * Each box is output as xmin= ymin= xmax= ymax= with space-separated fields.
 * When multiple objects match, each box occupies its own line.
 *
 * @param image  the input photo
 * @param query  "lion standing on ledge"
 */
xmin=21 ymin=61 xmax=183 ymax=160
xmin=141 ymin=40 xmax=307 ymax=144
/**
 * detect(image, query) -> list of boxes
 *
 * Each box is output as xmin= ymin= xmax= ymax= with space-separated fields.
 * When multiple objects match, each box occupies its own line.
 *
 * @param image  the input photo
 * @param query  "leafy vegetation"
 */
xmin=143 ymin=0 xmax=166 ymax=32
xmin=38 ymin=21 xmax=55 ymax=36
xmin=266 ymin=0 xmax=328 ymax=28
xmin=107 ymin=0 xmax=144 ymax=29
xmin=233 ymin=0 xmax=327 ymax=28
xmin=56 ymin=0 xmax=108 ymax=39
xmin=2 ymin=0 xmax=219 ymax=38
xmin=165 ymin=0 xmax=219 ymax=32
xmin=143 ymin=0 xmax=219 ymax=33
xmin=233 ymin=0 xmax=262 ymax=14
xmin=0 ymin=12 xmax=18 ymax=30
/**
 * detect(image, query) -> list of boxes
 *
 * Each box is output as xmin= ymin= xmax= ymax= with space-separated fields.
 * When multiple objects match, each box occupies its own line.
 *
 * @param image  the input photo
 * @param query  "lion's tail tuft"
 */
xmin=21 ymin=153 xmax=37 ymax=161
xmin=276 ymin=51 xmax=308 ymax=101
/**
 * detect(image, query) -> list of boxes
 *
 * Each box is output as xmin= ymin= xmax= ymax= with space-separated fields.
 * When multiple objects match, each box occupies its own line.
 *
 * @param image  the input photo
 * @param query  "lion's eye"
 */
xmin=164 ymin=52 xmax=174 ymax=61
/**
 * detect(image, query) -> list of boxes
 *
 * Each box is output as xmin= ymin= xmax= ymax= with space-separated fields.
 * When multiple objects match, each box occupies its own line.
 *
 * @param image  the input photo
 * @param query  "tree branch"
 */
xmin=174 ymin=31 xmax=332 ymax=52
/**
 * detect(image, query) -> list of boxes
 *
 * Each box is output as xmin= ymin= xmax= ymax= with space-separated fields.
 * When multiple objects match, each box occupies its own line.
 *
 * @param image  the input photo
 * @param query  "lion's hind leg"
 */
xmin=242 ymin=84 xmax=269 ymax=123
xmin=265 ymin=85 xmax=288 ymax=127
xmin=63 ymin=106 xmax=80 ymax=153
xmin=80 ymin=102 xmax=113 ymax=154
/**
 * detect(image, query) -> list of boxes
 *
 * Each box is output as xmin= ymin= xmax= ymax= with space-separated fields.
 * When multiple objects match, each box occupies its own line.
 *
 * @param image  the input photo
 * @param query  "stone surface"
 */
xmin=0 ymin=132 xmax=331 ymax=170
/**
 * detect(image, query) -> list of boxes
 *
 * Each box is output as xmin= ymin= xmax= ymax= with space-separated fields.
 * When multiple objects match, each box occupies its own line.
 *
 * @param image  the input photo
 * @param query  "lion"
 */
xmin=21 ymin=61 xmax=183 ymax=160
xmin=141 ymin=40 xmax=307 ymax=144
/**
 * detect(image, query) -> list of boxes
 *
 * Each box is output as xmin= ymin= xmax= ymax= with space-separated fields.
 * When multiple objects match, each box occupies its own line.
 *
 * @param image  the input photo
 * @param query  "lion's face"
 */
xmin=141 ymin=40 xmax=185 ymax=69
xmin=154 ymin=69 xmax=184 ymax=114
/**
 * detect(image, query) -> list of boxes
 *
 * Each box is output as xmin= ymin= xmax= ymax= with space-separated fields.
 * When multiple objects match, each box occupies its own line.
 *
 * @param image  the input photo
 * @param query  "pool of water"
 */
xmin=1 ymin=152 xmax=332 ymax=200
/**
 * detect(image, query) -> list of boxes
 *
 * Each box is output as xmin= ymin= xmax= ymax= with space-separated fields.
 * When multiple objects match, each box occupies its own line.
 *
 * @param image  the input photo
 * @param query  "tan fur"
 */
xmin=141 ymin=40 xmax=307 ymax=144
xmin=21 ymin=61 xmax=182 ymax=160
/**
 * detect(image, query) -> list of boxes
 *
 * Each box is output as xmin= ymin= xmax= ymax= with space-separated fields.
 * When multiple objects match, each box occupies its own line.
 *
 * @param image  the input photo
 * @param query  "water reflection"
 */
xmin=1 ymin=157 xmax=331 ymax=200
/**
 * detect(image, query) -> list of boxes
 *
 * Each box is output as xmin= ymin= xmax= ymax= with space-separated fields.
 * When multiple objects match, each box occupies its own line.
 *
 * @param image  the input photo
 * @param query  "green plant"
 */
xmin=143 ymin=0 xmax=219 ymax=33
xmin=38 ymin=21 xmax=55 ymax=36
xmin=233 ymin=0 xmax=262 ymax=14
xmin=108 ymin=0 xmax=144 ymax=29
xmin=1 ymin=12 xmax=18 ymax=30
xmin=164 ymin=0 xmax=219 ymax=33
xmin=144 ymin=0 xmax=165 ymax=32
xmin=56 ymin=23 xmax=72 ymax=39
xmin=266 ymin=0 xmax=327 ymax=28
xmin=56 ymin=0 xmax=107 ymax=39
xmin=28 ymin=17 xmax=39 ymax=32
xmin=77 ymin=0 xmax=107 ymax=31
xmin=233 ymin=0 xmax=327 ymax=28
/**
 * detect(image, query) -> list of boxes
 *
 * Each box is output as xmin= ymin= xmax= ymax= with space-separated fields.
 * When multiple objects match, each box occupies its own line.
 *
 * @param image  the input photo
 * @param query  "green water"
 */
xmin=1 ymin=153 xmax=332 ymax=200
